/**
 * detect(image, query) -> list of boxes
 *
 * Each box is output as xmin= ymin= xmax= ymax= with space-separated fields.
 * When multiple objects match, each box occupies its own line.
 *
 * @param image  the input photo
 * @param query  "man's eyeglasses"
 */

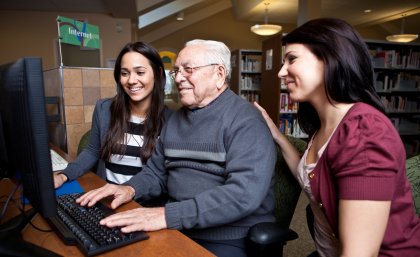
xmin=169 ymin=64 xmax=219 ymax=80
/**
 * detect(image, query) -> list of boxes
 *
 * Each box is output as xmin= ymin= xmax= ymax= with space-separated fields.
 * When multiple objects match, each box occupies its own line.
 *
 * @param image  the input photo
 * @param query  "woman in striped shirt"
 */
xmin=54 ymin=42 xmax=172 ymax=206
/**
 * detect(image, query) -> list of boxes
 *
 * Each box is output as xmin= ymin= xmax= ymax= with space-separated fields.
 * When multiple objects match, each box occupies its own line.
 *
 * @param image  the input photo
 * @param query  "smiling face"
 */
xmin=278 ymin=43 xmax=325 ymax=103
xmin=119 ymin=51 xmax=155 ymax=112
xmin=172 ymin=45 xmax=223 ymax=109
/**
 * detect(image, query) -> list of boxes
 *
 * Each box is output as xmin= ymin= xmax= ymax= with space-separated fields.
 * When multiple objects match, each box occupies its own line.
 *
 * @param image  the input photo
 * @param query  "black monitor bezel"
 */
xmin=0 ymin=57 xmax=57 ymax=219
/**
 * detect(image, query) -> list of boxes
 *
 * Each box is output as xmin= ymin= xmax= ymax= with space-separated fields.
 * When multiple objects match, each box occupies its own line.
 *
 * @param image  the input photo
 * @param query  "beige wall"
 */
xmin=0 ymin=11 xmax=132 ymax=70
xmin=44 ymin=67 xmax=116 ymax=158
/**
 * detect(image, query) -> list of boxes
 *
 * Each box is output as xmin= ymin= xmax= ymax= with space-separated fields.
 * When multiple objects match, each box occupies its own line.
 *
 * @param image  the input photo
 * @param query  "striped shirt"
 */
xmin=105 ymin=116 xmax=145 ymax=184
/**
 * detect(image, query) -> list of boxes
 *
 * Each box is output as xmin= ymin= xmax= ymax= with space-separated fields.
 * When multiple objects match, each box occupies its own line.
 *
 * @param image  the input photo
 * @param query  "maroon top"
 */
xmin=309 ymin=102 xmax=420 ymax=256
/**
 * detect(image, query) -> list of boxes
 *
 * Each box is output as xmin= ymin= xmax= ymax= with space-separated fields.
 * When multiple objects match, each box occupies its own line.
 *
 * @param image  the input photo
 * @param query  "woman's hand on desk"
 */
xmin=100 ymin=207 xmax=167 ymax=232
xmin=76 ymin=183 xmax=135 ymax=209
xmin=53 ymin=172 xmax=68 ymax=188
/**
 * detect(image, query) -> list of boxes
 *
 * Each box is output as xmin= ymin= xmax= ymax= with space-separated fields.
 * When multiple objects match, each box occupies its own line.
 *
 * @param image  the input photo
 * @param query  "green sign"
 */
xmin=57 ymin=16 xmax=100 ymax=49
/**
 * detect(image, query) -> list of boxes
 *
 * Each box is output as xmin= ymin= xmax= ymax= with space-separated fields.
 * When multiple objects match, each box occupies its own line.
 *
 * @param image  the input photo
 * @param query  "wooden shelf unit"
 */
xmin=230 ymin=49 xmax=262 ymax=103
xmin=368 ymin=39 xmax=420 ymax=156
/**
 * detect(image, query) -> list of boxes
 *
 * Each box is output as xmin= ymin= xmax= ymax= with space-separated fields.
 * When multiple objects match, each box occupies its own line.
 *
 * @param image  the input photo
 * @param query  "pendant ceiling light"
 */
xmin=251 ymin=2 xmax=282 ymax=36
xmin=386 ymin=18 xmax=418 ymax=43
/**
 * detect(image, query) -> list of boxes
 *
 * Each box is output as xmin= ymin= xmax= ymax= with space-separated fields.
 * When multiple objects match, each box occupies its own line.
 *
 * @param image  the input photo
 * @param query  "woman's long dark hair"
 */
xmin=101 ymin=41 xmax=166 ymax=162
xmin=282 ymin=18 xmax=385 ymax=137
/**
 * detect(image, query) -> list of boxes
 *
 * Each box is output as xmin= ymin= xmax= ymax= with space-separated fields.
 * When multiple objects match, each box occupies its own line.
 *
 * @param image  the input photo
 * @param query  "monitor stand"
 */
xmin=0 ymin=209 xmax=62 ymax=257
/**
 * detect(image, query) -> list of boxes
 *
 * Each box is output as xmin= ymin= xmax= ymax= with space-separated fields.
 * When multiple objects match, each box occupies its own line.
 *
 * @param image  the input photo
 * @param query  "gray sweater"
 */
xmin=125 ymin=89 xmax=276 ymax=240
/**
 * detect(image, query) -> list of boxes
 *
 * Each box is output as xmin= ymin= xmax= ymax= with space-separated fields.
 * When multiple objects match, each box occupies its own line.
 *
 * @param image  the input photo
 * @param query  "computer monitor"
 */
xmin=0 ymin=57 xmax=57 ymax=218
xmin=0 ymin=57 xmax=63 ymax=256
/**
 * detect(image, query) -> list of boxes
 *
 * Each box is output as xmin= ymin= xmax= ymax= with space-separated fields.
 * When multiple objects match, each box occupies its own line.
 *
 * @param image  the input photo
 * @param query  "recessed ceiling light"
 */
xmin=176 ymin=12 xmax=184 ymax=21
xmin=364 ymin=9 xmax=372 ymax=13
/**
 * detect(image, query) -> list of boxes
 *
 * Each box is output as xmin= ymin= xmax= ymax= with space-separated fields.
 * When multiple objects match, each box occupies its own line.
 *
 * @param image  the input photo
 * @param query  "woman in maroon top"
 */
xmin=255 ymin=18 xmax=420 ymax=257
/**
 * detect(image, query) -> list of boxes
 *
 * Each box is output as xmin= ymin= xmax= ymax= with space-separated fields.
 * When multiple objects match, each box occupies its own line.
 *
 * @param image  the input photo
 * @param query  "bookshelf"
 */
xmin=367 ymin=40 xmax=420 ymax=157
xmin=278 ymin=87 xmax=306 ymax=138
xmin=230 ymin=49 xmax=262 ymax=103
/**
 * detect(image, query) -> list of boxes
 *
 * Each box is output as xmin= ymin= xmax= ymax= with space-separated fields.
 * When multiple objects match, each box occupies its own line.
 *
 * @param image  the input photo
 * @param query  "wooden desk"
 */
xmin=2 ymin=145 xmax=215 ymax=257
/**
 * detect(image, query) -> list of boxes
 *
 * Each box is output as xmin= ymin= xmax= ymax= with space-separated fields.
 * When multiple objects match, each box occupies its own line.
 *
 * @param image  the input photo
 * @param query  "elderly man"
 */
xmin=77 ymin=39 xmax=277 ymax=257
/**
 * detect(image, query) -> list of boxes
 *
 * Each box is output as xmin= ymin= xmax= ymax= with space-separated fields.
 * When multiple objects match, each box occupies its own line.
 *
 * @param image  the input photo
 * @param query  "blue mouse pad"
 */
xmin=23 ymin=180 xmax=85 ymax=205
xmin=56 ymin=180 xmax=85 ymax=196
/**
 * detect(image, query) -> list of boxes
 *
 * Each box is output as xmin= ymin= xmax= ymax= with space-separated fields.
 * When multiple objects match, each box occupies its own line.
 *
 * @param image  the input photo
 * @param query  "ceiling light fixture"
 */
xmin=250 ymin=2 xmax=282 ymax=36
xmin=386 ymin=18 xmax=418 ymax=43
xmin=176 ymin=11 xmax=184 ymax=21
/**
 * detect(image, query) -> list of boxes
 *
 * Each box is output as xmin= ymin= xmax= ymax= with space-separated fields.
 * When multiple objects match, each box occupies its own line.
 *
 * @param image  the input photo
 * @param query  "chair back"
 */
xmin=77 ymin=130 xmax=91 ymax=156
xmin=246 ymin=137 xmax=307 ymax=257
xmin=406 ymin=155 xmax=420 ymax=215
xmin=274 ymin=137 xmax=307 ymax=228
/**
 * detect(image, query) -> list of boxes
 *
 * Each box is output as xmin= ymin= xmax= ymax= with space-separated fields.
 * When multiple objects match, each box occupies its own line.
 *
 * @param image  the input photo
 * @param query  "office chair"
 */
xmin=75 ymin=129 xmax=100 ymax=174
xmin=247 ymin=137 xmax=307 ymax=257
xmin=406 ymin=154 xmax=420 ymax=215
xmin=77 ymin=129 xmax=91 ymax=156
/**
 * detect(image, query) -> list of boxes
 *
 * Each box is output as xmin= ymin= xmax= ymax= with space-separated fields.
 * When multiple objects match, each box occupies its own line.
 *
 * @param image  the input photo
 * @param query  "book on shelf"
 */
xmin=380 ymin=96 xmax=420 ymax=113
xmin=375 ymin=72 xmax=420 ymax=92
xmin=241 ymin=54 xmax=262 ymax=72
xmin=279 ymin=93 xmax=298 ymax=113
xmin=240 ymin=74 xmax=261 ymax=90
xmin=370 ymin=47 xmax=420 ymax=69
xmin=240 ymin=91 xmax=260 ymax=103
xmin=278 ymin=113 xmax=307 ymax=138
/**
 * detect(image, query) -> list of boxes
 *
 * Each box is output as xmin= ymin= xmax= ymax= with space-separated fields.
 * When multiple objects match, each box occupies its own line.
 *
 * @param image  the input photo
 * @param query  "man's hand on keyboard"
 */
xmin=53 ymin=171 xmax=68 ymax=188
xmin=76 ymin=183 xmax=136 ymax=209
xmin=100 ymin=207 xmax=167 ymax=232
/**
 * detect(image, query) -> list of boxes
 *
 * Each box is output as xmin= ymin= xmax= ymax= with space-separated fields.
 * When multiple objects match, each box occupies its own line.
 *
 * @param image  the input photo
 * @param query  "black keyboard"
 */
xmin=50 ymin=193 xmax=148 ymax=256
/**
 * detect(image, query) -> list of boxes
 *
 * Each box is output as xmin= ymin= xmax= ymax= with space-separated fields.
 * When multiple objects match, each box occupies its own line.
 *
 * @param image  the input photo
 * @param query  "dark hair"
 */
xmin=101 ymin=41 xmax=166 ymax=162
xmin=282 ymin=18 xmax=385 ymax=137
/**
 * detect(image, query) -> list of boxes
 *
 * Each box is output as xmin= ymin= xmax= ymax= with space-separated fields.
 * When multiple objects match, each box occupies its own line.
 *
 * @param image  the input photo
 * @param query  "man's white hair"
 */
xmin=185 ymin=39 xmax=231 ymax=82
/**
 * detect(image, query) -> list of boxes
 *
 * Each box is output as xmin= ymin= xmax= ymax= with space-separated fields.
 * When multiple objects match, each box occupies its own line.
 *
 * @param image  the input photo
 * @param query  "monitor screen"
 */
xmin=0 ymin=57 xmax=57 ymax=219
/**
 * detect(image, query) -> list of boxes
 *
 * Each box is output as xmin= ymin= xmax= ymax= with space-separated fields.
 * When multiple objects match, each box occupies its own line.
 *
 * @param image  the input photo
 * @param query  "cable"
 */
xmin=0 ymin=180 xmax=53 ymax=233
xmin=0 ymin=180 xmax=20 ymax=223
xmin=18 ymin=204 xmax=53 ymax=233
